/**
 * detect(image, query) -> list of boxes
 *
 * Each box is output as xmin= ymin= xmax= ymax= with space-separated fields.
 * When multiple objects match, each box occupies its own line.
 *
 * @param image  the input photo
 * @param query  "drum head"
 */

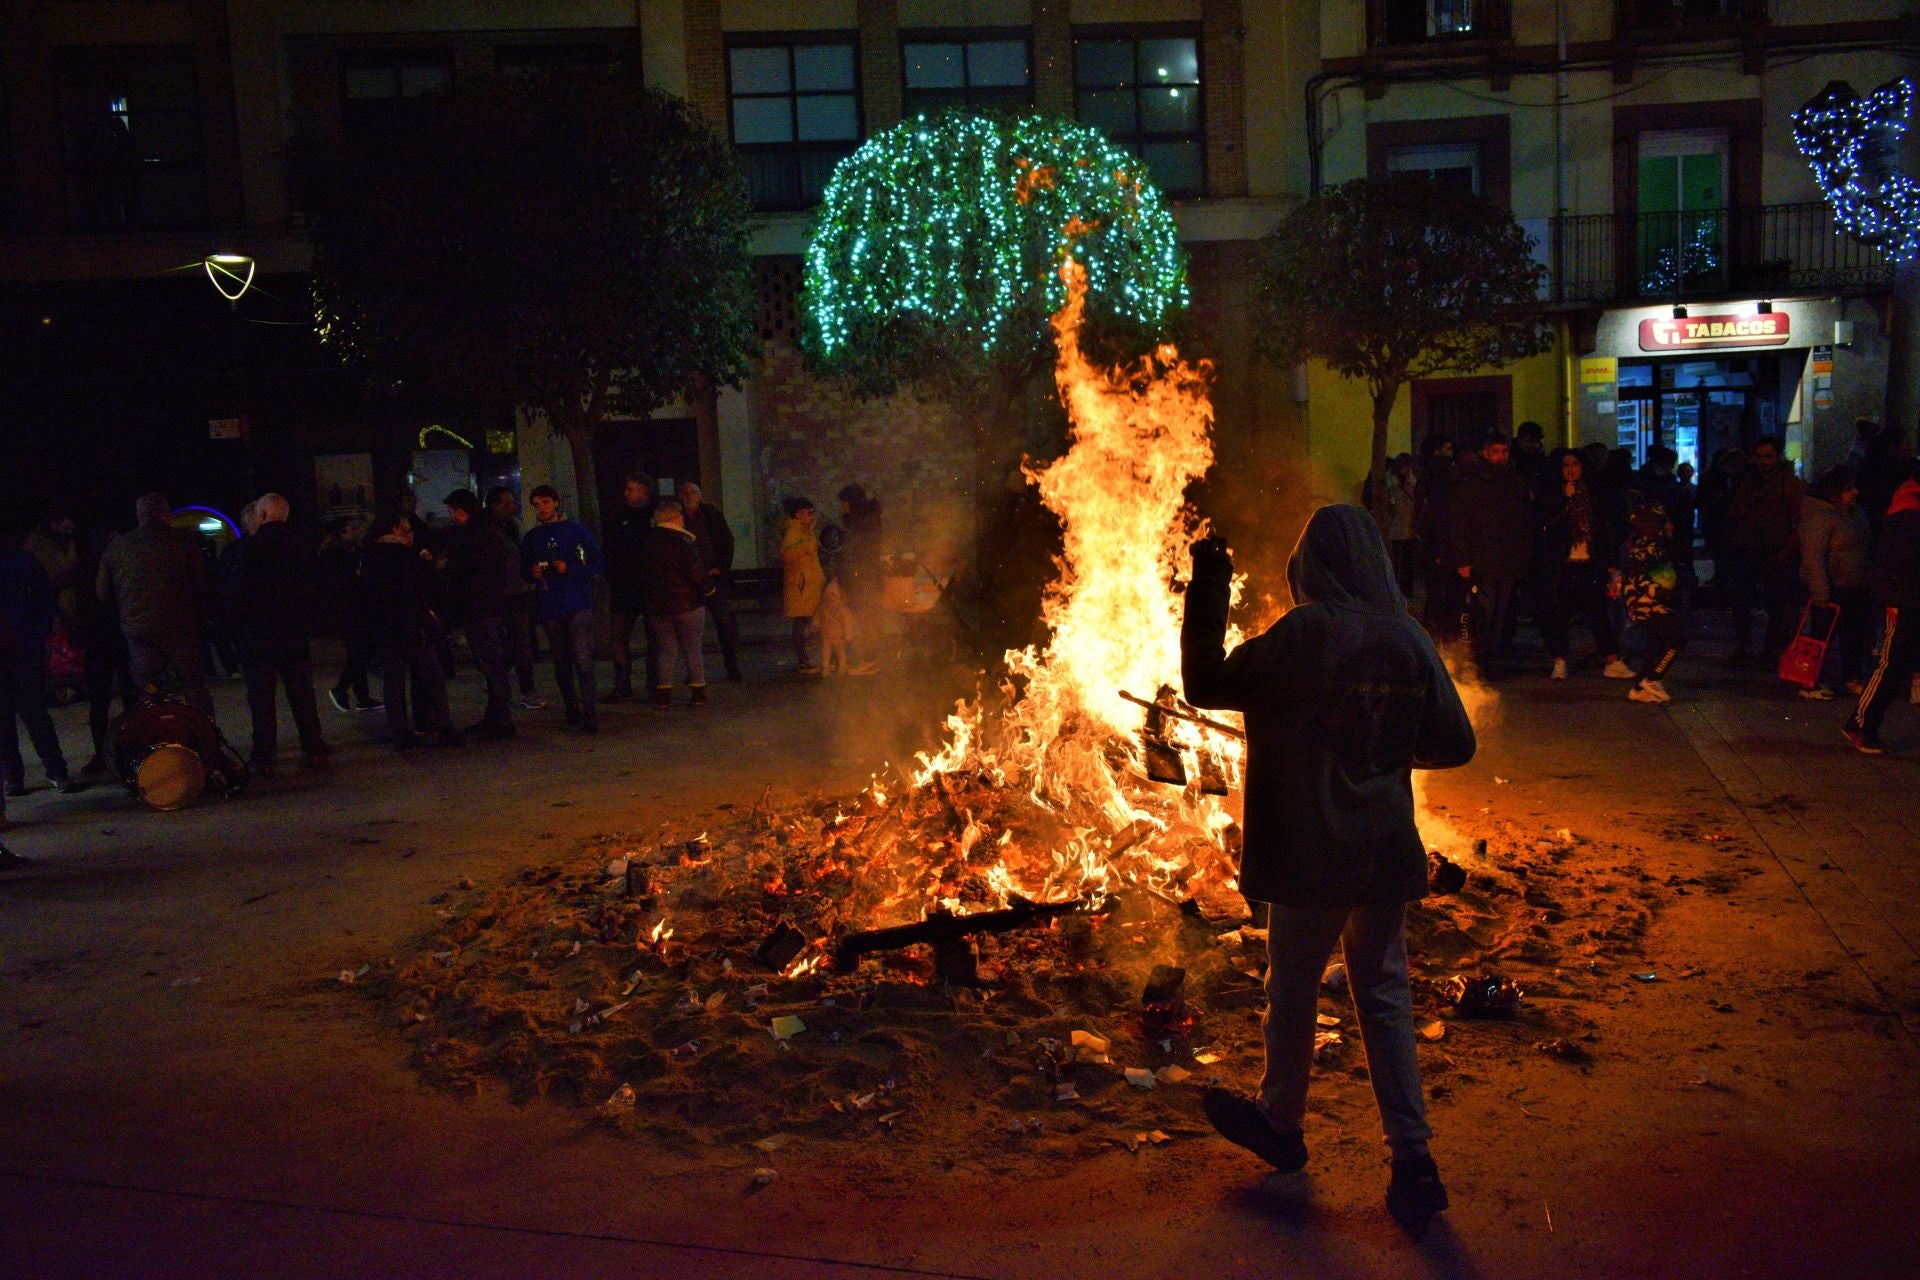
xmin=135 ymin=744 xmax=206 ymax=811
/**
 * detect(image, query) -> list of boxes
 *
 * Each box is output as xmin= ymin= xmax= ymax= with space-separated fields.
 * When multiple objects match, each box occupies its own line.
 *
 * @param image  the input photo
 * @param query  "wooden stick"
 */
xmin=1117 ymin=690 xmax=1246 ymax=740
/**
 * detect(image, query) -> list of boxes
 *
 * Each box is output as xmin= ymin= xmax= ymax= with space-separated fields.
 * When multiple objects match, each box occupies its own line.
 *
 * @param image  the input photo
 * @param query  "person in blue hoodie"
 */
xmin=520 ymin=485 xmax=605 ymax=733
xmin=1181 ymin=504 xmax=1475 ymax=1236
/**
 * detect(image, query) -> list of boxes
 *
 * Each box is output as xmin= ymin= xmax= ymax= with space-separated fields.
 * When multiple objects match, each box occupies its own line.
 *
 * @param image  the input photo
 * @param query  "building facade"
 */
xmin=2 ymin=0 xmax=1912 ymax=552
xmin=1306 ymin=0 xmax=1916 ymax=495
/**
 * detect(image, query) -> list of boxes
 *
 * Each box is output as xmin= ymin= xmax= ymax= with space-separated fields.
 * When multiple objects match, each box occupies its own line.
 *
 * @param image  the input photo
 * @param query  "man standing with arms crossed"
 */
xmin=1182 ymin=505 xmax=1475 ymax=1234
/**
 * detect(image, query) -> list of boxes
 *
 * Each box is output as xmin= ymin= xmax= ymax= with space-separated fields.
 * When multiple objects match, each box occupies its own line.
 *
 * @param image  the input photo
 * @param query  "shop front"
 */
xmin=1573 ymin=297 xmax=1886 ymax=478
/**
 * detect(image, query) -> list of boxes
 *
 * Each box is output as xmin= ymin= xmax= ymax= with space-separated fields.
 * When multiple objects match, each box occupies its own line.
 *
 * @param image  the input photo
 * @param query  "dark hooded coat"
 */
xmin=1181 ymin=505 xmax=1476 ymax=908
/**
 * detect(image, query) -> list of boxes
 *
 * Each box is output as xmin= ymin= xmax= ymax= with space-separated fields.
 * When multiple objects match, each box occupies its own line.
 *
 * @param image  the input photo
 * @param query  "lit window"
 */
xmin=53 ymin=46 xmax=206 ymax=230
xmin=339 ymin=50 xmax=454 ymax=140
xmin=1073 ymin=31 xmax=1203 ymax=198
xmin=902 ymin=35 xmax=1032 ymax=117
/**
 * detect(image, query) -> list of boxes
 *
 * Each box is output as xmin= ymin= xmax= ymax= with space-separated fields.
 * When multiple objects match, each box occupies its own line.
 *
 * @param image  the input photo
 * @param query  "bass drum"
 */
xmin=128 ymin=743 xmax=207 ymax=811
xmin=111 ymin=697 xmax=236 ymax=811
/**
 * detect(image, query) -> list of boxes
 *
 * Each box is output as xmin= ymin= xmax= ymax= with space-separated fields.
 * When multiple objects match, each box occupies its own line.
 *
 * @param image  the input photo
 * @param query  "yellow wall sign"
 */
xmin=1579 ymin=357 xmax=1617 ymax=384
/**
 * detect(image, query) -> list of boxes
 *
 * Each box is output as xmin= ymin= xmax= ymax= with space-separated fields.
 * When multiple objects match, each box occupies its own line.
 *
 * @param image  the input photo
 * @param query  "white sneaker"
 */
xmin=515 ymin=693 xmax=548 ymax=710
xmin=1629 ymin=680 xmax=1671 ymax=703
xmin=1550 ymin=658 xmax=1568 ymax=680
xmin=1602 ymin=659 xmax=1636 ymax=680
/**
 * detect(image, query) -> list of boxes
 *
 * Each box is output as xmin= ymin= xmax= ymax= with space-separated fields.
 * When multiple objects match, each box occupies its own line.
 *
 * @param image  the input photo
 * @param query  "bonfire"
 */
xmin=368 ymin=211 xmax=1652 ymax=1160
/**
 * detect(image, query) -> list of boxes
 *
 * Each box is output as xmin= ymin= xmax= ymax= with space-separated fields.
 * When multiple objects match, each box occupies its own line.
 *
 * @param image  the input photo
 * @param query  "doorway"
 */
xmin=1616 ymin=356 xmax=1784 ymax=471
xmin=592 ymin=417 xmax=701 ymax=520
xmin=1411 ymin=374 xmax=1512 ymax=455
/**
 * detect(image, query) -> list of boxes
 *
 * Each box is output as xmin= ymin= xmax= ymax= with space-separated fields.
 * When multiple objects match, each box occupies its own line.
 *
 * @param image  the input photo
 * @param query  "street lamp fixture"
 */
xmin=1757 ymin=300 xmax=1774 ymax=314
xmin=204 ymin=253 xmax=256 ymax=306
xmin=1672 ymin=304 xmax=1688 ymax=320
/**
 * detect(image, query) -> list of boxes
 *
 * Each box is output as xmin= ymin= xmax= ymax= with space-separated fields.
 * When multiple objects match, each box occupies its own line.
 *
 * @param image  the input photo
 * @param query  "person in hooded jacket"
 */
xmin=780 ymin=498 xmax=824 ymax=674
xmin=1844 ymin=462 xmax=1920 ymax=753
xmin=1182 ymin=504 xmax=1475 ymax=1234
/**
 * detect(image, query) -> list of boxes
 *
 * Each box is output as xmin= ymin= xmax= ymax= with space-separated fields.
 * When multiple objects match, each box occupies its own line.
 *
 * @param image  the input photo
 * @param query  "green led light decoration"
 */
xmin=801 ymin=112 xmax=1188 ymax=392
xmin=1792 ymin=77 xmax=1919 ymax=265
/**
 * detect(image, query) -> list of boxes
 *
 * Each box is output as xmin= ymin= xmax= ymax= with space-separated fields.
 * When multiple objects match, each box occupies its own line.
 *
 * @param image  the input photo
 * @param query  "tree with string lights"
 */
xmin=801 ymin=112 xmax=1189 ymax=400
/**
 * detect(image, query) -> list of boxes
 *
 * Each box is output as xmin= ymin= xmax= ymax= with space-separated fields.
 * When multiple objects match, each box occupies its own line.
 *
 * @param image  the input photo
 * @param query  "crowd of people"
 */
xmin=0 ymin=473 xmax=894 ymax=831
xmin=1372 ymin=415 xmax=1920 ymax=751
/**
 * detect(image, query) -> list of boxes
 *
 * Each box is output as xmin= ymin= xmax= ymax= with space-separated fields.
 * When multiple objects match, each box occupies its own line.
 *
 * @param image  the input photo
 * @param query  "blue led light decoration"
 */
xmin=800 ymin=112 xmax=1189 ymax=395
xmin=1792 ymin=77 xmax=1920 ymax=264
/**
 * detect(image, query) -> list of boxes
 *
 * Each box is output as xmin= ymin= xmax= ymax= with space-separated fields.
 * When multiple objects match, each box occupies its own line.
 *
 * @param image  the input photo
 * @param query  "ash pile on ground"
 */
xmin=351 ymin=792 xmax=1666 ymax=1167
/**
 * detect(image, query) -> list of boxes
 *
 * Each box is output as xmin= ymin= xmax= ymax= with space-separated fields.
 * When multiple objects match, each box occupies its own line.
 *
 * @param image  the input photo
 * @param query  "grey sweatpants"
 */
xmin=1259 ymin=900 xmax=1432 ymax=1159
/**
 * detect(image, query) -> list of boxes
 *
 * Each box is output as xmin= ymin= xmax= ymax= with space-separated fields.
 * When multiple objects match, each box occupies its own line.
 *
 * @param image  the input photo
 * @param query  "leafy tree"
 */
xmin=310 ymin=66 xmax=757 ymax=529
xmin=1256 ymin=172 xmax=1549 ymax=519
xmin=801 ymin=112 xmax=1190 ymax=612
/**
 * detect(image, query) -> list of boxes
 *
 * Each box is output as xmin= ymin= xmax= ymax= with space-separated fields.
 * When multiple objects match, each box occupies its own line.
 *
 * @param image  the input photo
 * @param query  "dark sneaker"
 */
xmin=328 ymin=688 xmax=353 ymax=713
xmin=4 ymin=782 xmax=29 ymax=798
xmin=1201 ymin=1087 xmax=1307 ymax=1172
xmin=355 ymin=696 xmax=385 ymax=711
xmin=50 ymin=776 xmax=83 ymax=794
xmin=1387 ymin=1154 xmax=1450 ymax=1232
xmin=1843 ymin=724 xmax=1888 ymax=755
xmin=80 ymin=755 xmax=107 ymax=777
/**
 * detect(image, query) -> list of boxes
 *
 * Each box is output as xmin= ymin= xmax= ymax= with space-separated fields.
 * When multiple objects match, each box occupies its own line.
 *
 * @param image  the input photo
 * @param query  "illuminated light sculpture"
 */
xmin=203 ymin=253 xmax=256 ymax=305
xmin=1792 ymin=77 xmax=1919 ymax=264
xmin=801 ymin=112 xmax=1188 ymax=383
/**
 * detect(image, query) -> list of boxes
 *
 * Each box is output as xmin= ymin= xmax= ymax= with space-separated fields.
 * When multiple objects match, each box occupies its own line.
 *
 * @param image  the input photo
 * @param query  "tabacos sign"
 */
xmin=1639 ymin=312 xmax=1790 ymax=351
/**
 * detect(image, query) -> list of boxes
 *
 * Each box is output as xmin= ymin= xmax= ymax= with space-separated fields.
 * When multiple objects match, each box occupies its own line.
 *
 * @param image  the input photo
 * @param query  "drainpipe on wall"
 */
xmin=1555 ymin=0 xmax=1571 ymax=446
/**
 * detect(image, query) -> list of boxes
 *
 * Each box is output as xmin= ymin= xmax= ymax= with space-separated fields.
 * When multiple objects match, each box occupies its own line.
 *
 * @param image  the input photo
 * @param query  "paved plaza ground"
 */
xmin=3 ymin=635 xmax=1918 ymax=1279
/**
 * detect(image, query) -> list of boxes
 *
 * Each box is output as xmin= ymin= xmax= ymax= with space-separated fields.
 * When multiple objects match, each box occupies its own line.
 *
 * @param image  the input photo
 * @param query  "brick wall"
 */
xmin=858 ymin=0 xmax=902 ymax=134
xmin=1032 ymin=0 xmax=1073 ymax=117
xmin=1202 ymin=0 xmax=1248 ymax=199
xmin=682 ymin=0 xmax=725 ymax=130
xmin=748 ymin=335 xmax=979 ymax=569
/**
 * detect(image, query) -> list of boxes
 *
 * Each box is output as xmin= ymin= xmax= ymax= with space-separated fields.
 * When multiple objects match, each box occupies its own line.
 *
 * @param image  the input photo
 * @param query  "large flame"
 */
xmin=891 ymin=246 xmax=1244 ymax=917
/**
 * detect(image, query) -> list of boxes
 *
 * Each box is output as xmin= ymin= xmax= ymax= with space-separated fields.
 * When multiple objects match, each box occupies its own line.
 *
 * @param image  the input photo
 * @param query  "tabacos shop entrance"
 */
xmin=1573 ymin=297 xmax=1875 ymax=477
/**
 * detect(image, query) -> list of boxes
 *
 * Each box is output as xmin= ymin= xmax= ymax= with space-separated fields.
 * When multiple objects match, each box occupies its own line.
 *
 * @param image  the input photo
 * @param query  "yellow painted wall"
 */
xmin=1302 ymin=345 xmax=1568 ymax=502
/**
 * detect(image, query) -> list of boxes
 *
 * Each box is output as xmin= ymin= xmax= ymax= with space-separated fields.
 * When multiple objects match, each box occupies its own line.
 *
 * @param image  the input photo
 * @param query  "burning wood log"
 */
xmin=831 ymin=893 xmax=1115 ymax=984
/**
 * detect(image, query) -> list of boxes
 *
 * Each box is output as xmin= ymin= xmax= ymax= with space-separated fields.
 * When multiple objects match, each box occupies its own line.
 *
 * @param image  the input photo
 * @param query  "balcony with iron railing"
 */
xmin=1544 ymin=202 xmax=1894 ymax=306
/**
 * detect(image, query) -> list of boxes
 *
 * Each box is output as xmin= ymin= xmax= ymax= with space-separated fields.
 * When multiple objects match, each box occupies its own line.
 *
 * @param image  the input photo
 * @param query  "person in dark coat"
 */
xmin=1448 ymin=436 xmax=1535 ymax=677
xmin=358 ymin=509 xmax=460 ymax=750
xmin=486 ymin=486 xmax=542 ymax=707
xmin=1726 ymin=436 xmax=1807 ymax=662
xmin=1182 ymin=504 xmax=1475 ymax=1233
xmin=1799 ymin=466 xmax=1872 ymax=700
xmin=837 ymin=484 xmax=885 ymax=672
xmin=640 ymin=497 xmax=713 ymax=707
xmin=603 ymin=473 xmax=656 ymax=702
xmin=1539 ymin=449 xmax=1631 ymax=681
xmin=318 ymin=517 xmax=379 ymax=713
xmin=1412 ymin=439 xmax=1460 ymax=634
xmin=224 ymin=494 xmax=329 ymax=773
xmin=1622 ymin=489 xmax=1685 ymax=704
xmin=1857 ymin=423 xmax=1912 ymax=535
xmin=443 ymin=489 xmax=518 ymax=738
xmin=96 ymin=492 xmax=214 ymax=719
xmin=1845 ymin=464 xmax=1920 ymax=753
xmin=679 ymin=482 xmax=741 ymax=681
xmin=0 ymin=545 xmax=78 ymax=796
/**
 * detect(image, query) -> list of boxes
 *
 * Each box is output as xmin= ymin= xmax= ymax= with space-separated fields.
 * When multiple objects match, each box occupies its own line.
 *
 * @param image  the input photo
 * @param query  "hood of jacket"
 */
xmin=1889 ymin=476 xmax=1920 ymax=517
xmin=1285 ymin=504 xmax=1405 ymax=611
